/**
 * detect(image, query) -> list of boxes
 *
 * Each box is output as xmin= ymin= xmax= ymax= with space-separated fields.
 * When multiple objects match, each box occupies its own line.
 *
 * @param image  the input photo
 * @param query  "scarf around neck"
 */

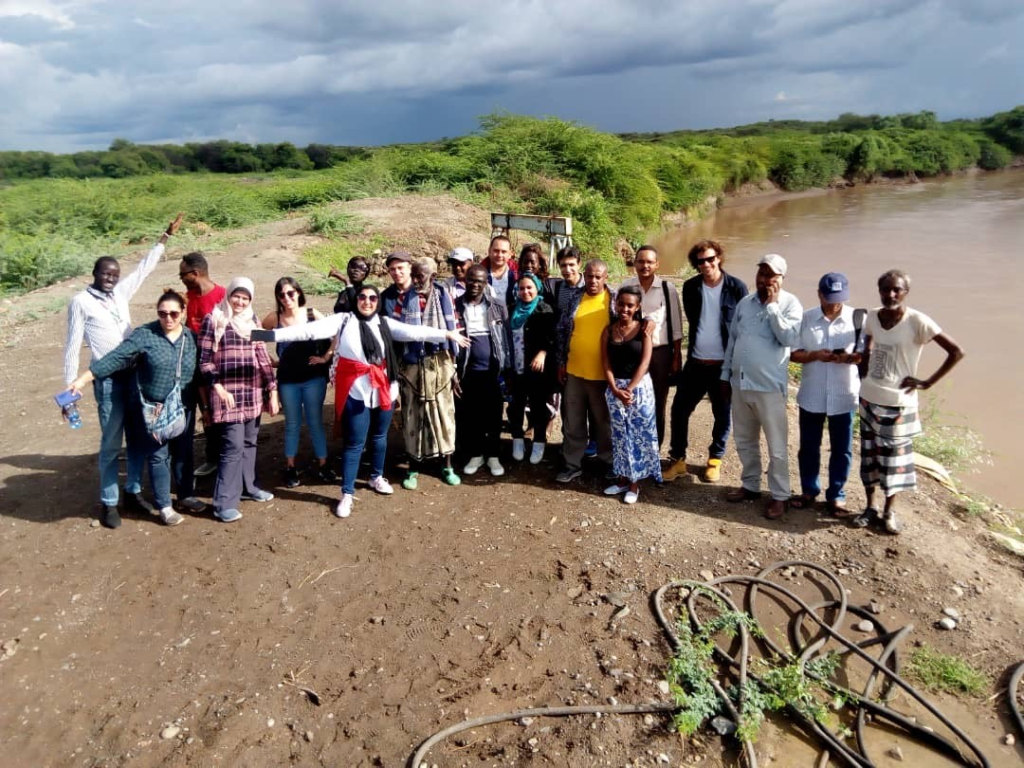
xmin=210 ymin=276 xmax=259 ymax=350
xmin=510 ymin=273 xmax=543 ymax=329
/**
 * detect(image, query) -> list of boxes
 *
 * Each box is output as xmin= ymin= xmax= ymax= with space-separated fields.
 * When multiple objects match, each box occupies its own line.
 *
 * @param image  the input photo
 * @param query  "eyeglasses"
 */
xmin=157 ymin=310 xmax=181 ymax=319
xmin=179 ymin=270 xmax=197 ymax=278
xmin=357 ymin=294 xmax=379 ymax=303
xmin=694 ymin=256 xmax=717 ymax=266
xmin=279 ymin=290 xmax=298 ymax=299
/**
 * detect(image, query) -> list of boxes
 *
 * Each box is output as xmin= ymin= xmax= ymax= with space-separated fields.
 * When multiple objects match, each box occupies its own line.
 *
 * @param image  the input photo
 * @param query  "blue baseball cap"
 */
xmin=818 ymin=272 xmax=849 ymax=302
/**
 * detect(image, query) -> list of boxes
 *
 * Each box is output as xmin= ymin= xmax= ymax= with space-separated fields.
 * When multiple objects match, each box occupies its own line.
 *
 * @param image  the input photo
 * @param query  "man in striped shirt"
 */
xmin=63 ymin=214 xmax=183 ymax=524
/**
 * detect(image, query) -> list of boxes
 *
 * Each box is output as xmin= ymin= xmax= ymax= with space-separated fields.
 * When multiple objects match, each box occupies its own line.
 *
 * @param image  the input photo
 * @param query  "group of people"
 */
xmin=62 ymin=222 xmax=963 ymax=536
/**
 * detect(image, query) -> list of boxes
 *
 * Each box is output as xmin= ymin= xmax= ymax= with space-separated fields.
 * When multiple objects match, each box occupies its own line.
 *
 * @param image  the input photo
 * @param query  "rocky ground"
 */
xmin=1 ymin=196 xmax=1022 ymax=767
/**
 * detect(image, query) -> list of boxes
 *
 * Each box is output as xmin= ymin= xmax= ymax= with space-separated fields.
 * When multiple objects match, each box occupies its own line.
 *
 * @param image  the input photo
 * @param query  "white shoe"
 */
xmin=512 ymin=438 xmax=526 ymax=461
xmin=529 ymin=442 xmax=545 ymax=465
xmin=178 ymin=496 xmax=206 ymax=513
xmin=464 ymin=456 xmax=485 ymax=475
xmin=624 ymin=489 xmax=640 ymax=505
xmin=604 ymin=484 xmax=628 ymax=496
xmin=368 ymin=476 xmax=394 ymax=495
xmin=334 ymin=494 xmax=354 ymax=518
xmin=194 ymin=462 xmax=217 ymax=477
xmin=486 ymin=457 xmax=505 ymax=477
xmin=159 ymin=507 xmax=184 ymax=526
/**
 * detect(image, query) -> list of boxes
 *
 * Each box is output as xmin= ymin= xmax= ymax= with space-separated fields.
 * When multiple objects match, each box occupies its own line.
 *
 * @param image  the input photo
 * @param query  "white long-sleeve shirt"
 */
xmin=272 ymin=312 xmax=448 ymax=407
xmin=63 ymin=242 xmax=165 ymax=384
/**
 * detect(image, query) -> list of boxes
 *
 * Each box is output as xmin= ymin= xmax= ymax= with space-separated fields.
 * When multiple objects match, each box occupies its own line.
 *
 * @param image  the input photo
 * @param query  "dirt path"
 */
xmin=1 ymin=196 xmax=1022 ymax=767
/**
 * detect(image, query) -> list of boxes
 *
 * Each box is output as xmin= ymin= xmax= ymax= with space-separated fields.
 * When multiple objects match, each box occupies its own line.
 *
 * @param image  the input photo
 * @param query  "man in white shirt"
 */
xmin=790 ymin=273 xmax=863 ymax=517
xmin=482 ymin=235 xmax=516 ymax=305
xmin=618 ymin=245 xmax=682 ymax=449
xmin=63 ymin=214 xmax=183 ymax=527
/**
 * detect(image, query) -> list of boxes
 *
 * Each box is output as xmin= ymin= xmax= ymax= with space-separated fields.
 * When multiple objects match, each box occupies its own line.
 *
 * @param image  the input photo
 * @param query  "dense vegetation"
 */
xmin=1 ymin=107 xmax=1020 ymax=295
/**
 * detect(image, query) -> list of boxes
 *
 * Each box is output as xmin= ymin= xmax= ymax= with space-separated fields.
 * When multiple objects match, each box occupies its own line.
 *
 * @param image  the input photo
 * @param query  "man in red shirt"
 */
xmin=179 ymin=252 xmax=225 ymax=477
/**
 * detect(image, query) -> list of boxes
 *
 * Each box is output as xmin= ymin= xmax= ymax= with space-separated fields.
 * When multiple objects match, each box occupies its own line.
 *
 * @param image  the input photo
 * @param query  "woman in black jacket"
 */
xmin=507 ymin=273 xmax=557 ymax=464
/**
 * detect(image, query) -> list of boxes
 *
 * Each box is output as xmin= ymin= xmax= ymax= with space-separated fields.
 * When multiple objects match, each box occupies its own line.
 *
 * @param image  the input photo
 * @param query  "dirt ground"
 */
xmin=1 ymin=196 xmax=1022 ymax=767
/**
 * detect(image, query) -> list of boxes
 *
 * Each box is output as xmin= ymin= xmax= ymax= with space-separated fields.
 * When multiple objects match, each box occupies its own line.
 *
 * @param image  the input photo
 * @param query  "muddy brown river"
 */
xmin=656 ymin=169 xmax=1024 ymax=509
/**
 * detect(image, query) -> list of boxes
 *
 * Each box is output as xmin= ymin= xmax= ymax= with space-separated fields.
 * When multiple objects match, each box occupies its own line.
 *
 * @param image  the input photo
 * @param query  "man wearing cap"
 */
xmin=444 ymin=247 xmax=475 ymax=301
xmin=721 ymin=254 xmax=803 ymax=519
xmin=789 ymin=273 xmax=863 ymax=517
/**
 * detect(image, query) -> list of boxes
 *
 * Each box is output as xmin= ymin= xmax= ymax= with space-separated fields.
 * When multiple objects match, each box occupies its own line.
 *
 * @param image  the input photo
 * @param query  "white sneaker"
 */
xmin=194 ymin=462 xmax=217 ymax=477
xmin=159 ymin=507 xmax=184 ymax=526
xmin=529 ymin=442 xmax=545 ymax=465
xmin=178 ymin=497 xmax=206 ymax=513
xmin=624 ymin=488 xmax=640 ymax=505
xmin=334 ymin=494 xmax=354 ymax=518
xmin=368 ymin=476 xmax=394 ymax=495
xmin=486 ymin=457 xmax=505 ymax=477
xmin=604 ymin=484 xmax=628 ymax=496
xmin=512 ymin=438 xmax=526 ymax=461
xmin=464 ymin=456 xmax=485 ymax=475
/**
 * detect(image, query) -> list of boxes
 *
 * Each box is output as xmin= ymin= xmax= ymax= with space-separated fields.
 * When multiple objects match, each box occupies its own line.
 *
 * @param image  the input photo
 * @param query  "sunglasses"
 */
xmin=694 ymin=256 xmax=717 ymax=266
xmin=157 ymin=310 xmax=181 ymax=319
xmin=357 ymin=294 xmax=379 ymax=303
xmin=178 ymin=270 xmax=197 ymax=278
xmin=279 ymin=290 xmax=298 ymax=299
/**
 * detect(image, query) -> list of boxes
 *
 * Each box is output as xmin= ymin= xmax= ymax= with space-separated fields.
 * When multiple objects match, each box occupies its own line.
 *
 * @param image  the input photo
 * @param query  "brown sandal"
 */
xmin=789 ymin=494 xmax=815 ymax=510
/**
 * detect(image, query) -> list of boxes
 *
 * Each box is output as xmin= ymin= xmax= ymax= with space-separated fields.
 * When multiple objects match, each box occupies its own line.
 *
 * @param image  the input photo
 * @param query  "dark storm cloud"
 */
xmin=0 ymin=0 xmax=1021 ymax=151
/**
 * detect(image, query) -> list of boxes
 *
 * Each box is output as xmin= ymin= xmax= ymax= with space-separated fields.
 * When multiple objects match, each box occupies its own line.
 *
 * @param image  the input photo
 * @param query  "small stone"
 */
xmin=886 ymin=745 xmax=904 ymax=761
xmin=304 ymin=730 xmax=313 ymax=742
xmin=605 ymin=591 xmax=628 ymax=607
xmin=519 ymin=716 xmax=534 ymax=727
xmin=710 ymin=716 xmax=737 ymax=736
xmin=869 ymin=601 xmax=882 ymax=615
xmin=938 ymin=617 xmax=957 ymax=630
xmin=658 ymin=753 xmax=670 ymax=763
xmin=610 ymin=606 xmax=630 ymax=624
xmin=160 ymin=726 xmax=181 ymax=740
xmin=698 ymin=570 xmax=714 ymax=582
xmin=369 ymin=616 xmax=384 ymax=625
xmin=952 ymin=586 xmax=964 ymax=597
xmin=1004 ymin=734 xmax=1016 ymax=746
xmin=657 ymin=680 xmax=671 ymax=695
xmin=567 ymin=585 xmax=584 ymax=599
xmin=855 ymin=620 xmax=875 ymax=633
xmin=643 ymin=714 xmax=655 ymax=726
xmin=90 ymin=520 xmax=101 ymax=528
xmin=942 ymin=607 xmax=961 ymax=620
xmin=527 ymin=737 xmax=538 ymax=747
xmin=266 ymin=718 xmax=275 ymax=728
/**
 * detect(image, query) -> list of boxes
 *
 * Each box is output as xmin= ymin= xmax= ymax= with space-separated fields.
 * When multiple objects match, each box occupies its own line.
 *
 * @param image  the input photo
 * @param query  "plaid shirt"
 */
xmin=199 ymin=316 xmax=276 ymax=424
xmin=90 ymin=321 xmax=197 ymax=406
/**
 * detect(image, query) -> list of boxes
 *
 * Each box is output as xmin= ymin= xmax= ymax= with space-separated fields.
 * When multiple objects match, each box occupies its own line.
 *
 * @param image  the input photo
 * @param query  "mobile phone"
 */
xmin=54 ymin=390 xmax=82 ymax=409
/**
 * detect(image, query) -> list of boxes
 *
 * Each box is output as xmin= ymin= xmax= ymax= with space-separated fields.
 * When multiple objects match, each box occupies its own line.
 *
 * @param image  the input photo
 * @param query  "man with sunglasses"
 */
xmin=63 ymin=213 xmax=183 ymax=527
xmin=664 ymin=239 xmax=748 ymax=484
xmin=178 ymin=251 xmax=226 ymax=477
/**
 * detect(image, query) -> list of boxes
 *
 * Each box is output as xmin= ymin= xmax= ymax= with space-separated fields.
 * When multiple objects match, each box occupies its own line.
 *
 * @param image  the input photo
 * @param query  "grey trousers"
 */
xmin=214 ymin=418 xmax=260 ymax=513
xmin=731 ymin=382 xmax=790 ymax=500
xmin=561 ymin=374 xmax=612 ymax=471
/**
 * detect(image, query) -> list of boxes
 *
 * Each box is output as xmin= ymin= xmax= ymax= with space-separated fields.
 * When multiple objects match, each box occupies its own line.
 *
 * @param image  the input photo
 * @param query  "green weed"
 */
xmin=906 ymin=646 xmax=988 ymax=697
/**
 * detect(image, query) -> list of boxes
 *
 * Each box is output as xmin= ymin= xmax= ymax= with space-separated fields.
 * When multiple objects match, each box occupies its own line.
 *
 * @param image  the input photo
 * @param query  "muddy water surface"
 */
xmin=656 ymin=169 xmax=1024 ymax=508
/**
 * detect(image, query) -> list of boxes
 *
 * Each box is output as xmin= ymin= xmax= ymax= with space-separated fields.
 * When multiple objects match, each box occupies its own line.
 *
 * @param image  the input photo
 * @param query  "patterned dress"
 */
xmin=605 ymin=332 xmax=663 ymax=483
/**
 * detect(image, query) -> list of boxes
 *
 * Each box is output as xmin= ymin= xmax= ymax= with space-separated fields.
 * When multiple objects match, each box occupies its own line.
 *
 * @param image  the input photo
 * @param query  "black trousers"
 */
xmin=455 ymin=367 xmax=504 ymax=458
xmin=647 ymin=345 xmax=674 ymax=447
xmin=507 ymin=369 xmax=554 ymax=440
xmin=669 ymin=358 xmax=731 ymax=461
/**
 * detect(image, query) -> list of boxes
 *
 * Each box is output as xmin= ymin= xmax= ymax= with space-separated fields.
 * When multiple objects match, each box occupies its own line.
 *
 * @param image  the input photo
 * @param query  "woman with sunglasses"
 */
xmin=65 ymin=289 xmax=204 ymax=526
xmin=261 ymin=277 xmax=334 ymax=488
xmin=252 ymin=285 xmax=470 ymax=519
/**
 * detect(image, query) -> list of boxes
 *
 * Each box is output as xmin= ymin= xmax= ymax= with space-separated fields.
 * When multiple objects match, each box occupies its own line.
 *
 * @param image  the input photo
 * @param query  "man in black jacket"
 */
xmin=664 ymin=240 xmax=748 ymax=483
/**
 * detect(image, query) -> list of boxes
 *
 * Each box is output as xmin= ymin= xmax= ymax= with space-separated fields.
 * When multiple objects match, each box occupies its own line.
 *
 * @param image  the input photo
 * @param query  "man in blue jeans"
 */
xmin=789 ymin=272 xmax=862 ymax=516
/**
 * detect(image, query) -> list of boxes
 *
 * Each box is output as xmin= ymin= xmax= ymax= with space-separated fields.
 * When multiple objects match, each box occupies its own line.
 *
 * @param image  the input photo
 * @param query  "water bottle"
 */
xmin=64 ymin=404 xmax=83 ymax=429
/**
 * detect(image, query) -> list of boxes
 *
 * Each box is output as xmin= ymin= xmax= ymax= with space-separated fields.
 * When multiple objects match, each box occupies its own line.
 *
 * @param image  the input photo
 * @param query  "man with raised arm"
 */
xmin=64 ymin=213 xmax=183 ymax=528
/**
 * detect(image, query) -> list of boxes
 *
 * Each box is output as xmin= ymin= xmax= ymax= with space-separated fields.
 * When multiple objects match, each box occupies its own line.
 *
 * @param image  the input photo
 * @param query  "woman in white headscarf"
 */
xmin=198 ymin=277 xmax=280 ymax=523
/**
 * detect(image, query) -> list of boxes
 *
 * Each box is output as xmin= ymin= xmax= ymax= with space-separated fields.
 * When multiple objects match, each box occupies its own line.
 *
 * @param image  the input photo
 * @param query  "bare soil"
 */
xmin=1 ymin=195 xmax=1022 ymax=767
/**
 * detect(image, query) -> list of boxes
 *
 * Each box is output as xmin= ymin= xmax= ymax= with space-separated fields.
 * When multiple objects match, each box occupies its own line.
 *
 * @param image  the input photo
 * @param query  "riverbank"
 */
xmin=1 ymin=192 xmax=1022 ymax=766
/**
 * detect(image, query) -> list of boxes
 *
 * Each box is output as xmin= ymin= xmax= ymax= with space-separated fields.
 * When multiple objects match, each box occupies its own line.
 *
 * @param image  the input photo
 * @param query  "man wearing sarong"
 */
xmin=393 ymin=257 xmax=462 ymax=490
xmin=854 ymin=269 xmax=963 ymax=534
xmin=721 ymin=254 xmax=803 ymax=520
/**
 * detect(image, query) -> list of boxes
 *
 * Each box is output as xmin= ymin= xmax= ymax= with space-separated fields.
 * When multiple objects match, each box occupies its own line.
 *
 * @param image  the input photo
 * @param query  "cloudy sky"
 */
xmin=2 ymin=0 xmax=1022 ymax=152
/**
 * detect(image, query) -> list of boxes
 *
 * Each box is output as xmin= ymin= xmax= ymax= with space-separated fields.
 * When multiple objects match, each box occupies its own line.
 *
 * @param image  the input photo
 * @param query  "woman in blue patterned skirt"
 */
xmin=601 ymin=285 xmax=662 ymax=504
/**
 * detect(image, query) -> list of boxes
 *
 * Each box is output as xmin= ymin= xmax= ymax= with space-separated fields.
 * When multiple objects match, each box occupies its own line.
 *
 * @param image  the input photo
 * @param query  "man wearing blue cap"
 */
xmin=789 ymin=273 xmax=864 ymax=517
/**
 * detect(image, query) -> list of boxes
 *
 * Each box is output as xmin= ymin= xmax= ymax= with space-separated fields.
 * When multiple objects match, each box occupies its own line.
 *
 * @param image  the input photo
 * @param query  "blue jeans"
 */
xmin=94 ymin=373 xmax=144 ymax=505
xmin=798 ymin=408 xmax=854 ymax=502
xmin=279 ymin=378 xmax=329 ymax=460
xmin=128 ymin=400 xmax=196 ymax=510
xmin=340 ymin=397 xmax=393 ymax=495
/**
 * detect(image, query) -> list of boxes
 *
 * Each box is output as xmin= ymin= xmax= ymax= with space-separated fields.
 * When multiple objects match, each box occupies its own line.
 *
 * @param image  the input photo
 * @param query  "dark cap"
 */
xmin=385 ymin=250 xmax=412 ymax=266
xmin=818 ymin=272 xmax=850 ymax=302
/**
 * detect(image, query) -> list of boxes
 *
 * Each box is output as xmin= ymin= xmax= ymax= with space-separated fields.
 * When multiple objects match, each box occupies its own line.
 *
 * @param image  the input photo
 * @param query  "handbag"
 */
xmin=139 ymin=339 xmax=188 ymax=444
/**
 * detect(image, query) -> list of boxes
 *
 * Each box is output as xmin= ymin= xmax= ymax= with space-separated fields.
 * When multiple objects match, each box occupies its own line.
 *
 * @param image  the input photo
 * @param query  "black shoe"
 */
xmin=284 ymin=466 xmax=300 ymax=488
xmin=123 ymin=492 xmax=155 ymax=516
xmin=851 ymin=508 xmax=880 ymax=529
xmin=100 ymin=505 xmax=122 ymax=529
xmin=318 ymin=465 xmax=338 ymax=483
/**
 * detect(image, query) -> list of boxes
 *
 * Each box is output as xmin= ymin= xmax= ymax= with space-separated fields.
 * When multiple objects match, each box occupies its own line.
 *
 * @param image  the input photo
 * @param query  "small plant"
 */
xmin=306 ymin=206 xmax=363 ymax=238
xmin=915 ymin=399 xmax=992 ymax=474
xmin=906 ymin=645 xmax=988 ymax=696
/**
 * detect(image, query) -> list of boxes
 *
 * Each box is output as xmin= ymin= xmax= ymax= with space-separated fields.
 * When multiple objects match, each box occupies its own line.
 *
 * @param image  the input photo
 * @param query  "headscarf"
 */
xmin=353 ymin=285 xmax=385 ymax=364
xmin=210 ymin=276 xmax=260 ymax=350
xmin=510 ymin=273 xmax=543 ymax=330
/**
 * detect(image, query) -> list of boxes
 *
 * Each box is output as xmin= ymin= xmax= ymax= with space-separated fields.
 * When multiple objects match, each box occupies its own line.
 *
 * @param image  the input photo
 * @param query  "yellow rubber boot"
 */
xmin=704 ymin=458 xmax=722 ymax=483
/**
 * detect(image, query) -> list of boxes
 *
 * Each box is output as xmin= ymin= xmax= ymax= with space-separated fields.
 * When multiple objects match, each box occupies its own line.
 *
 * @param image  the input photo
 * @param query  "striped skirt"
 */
xmin=859 ymin=399 xmax=922 ymax=496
